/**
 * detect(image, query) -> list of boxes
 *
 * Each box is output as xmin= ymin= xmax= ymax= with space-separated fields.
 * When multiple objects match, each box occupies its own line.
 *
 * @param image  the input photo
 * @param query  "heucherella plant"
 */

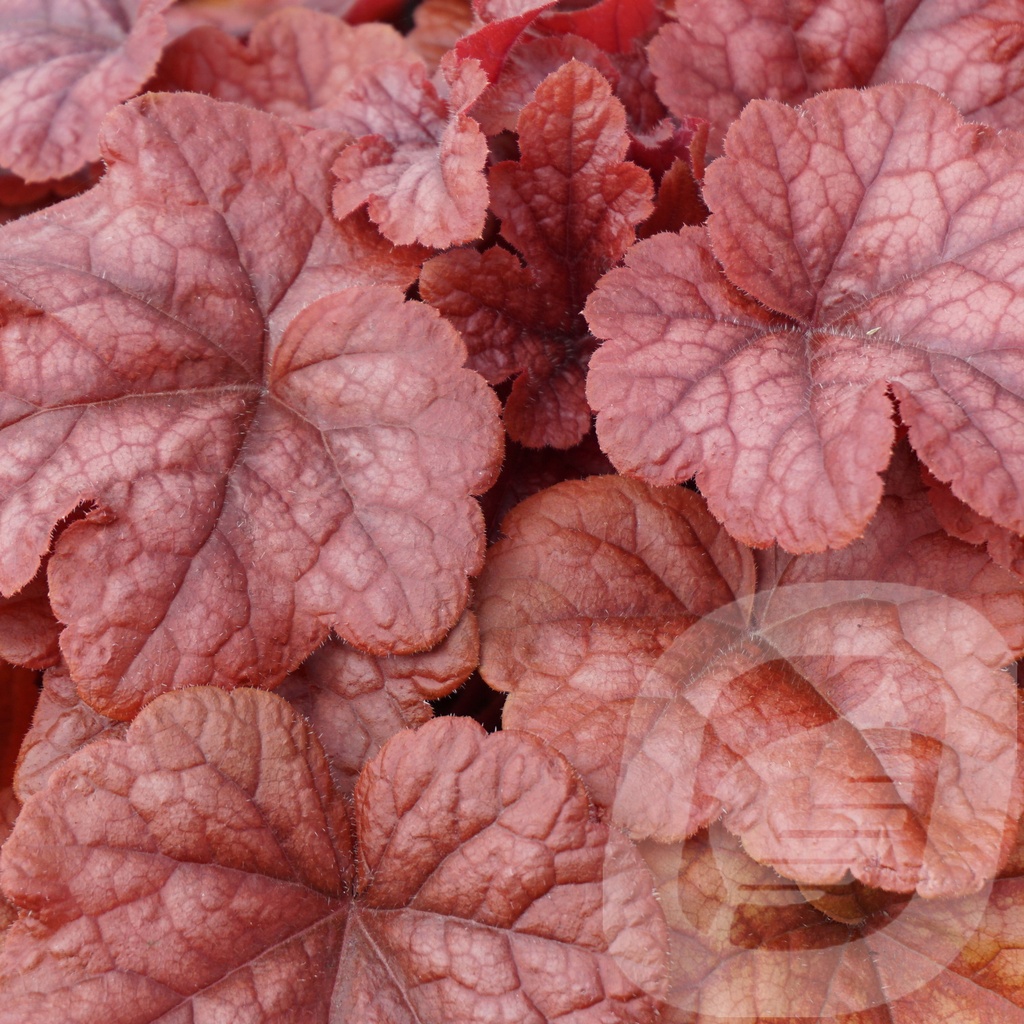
xmin=2 ymin=1 xmax=1024 ymax=1021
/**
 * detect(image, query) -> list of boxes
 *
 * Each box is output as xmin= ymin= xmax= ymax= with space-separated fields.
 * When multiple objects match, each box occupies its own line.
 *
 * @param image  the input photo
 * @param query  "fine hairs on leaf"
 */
xmin=2 ymin=2 xmax=1024 ymax=1022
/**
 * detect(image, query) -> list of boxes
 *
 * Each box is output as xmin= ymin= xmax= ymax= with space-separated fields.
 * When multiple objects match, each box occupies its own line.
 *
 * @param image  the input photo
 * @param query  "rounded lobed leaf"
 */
xmin=0 ymin=691 xmax=668 ymax=1024
xmin=588 ymin=84 xmax=1024 ymax=550
xmin=0 ymin=0 xmax=175 ymax=181
xmin=478 ymin=471 xmax=1024 ymax=896
xmin=0 ymin=92 xmax=502 ymax=720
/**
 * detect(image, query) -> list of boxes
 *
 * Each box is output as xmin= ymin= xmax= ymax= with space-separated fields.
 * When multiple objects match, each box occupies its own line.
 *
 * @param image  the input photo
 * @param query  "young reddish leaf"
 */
xmin=589 ymin=85 xmax=1024 ymax=551
xmin=12 ymin=666 xmax=125 ymax=803
xmin=277 ymin=611 xmax=479 ymax=793
xmin=330 ymin=57 xmax=490 ymax=248
xmin=0 ymin=0 xmax=175 ymax=182
xmin=649 ymin=0 xmax=1024 ymax=156
xmin=0 ymin=690 xmax=668 ymax=1023
xmin=0 ymin=568 xmax=60 ymax=671
xmin=0 ymin=92 xmax=501 ymax=720
xmin=468 ymin=34 xmax=620 ymax=135
xmin=158 ymin=9 xmax=413 ymax=121
xmin=422 ymin=61 xmax=653 ymax=448
xmin=645 ymin=820 xmax=1024 ymax=1022
xmin=453 ymin=3 xmax=555 ymax=83
xmin=477 ymin=471 xmax=1024 ymax=896
xmin=542 ymin=0 xmax=665 ymax=55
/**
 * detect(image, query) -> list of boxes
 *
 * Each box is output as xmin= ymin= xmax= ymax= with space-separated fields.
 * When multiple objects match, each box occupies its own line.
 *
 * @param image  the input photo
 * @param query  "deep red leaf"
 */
xmin=644 ymin=818 xmax=1024 ymax=1022
xmin=331 ymin=56 xmax=490 ymax=247
xmin=477 ymin=467 xmax=1024 ymax=895
xmin=0 ymin=92 xmax=501 ymax=720
xmin=588 ymin=84 xmax=1024 ymax=551
xmin=542 ymin=0 xmax=664 ymax=55
xmin=0 ymin=689 xmax=668 ymax=1023
xmin=0 ymin=665 xmax=37 ymax=791
xmin=455 ymin=4 xmax=555 ymax=81
xmin=0 ymin=0 xmax=175 ymax=181
xmin=422 ymin=60 xmax=652 ymax=448
xmin=276 ymin=611 xmax=479 ymax=793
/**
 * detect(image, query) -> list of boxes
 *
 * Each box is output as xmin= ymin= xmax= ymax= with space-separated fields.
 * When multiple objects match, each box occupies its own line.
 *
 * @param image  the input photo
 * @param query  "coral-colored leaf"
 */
xmin=277 ymin=611 xmax=479 ymax=793
xmin=158 ymin=9 xmax=413 ymax=121
xmin=477 ymin=469 xmax=1024 ymax=896
xmin=645 ymin=820 xmax=1024 ymax=1022
xmin=588 ymin=85 xmax=1024 ymax=551
xmin=423 ymin=60 xmax=652 ymax=448
xmin=650 ymin=0 xmax=1024 ymax=157
xmin=12 ymin=666 xmax=125 ymax=803
xmin=331 ymin=57 xmax=490 ymax=247
xmin=0 ymin=787 xmax=18 ymax=936
xmin=0 ymin=690 xmax=668 ymax=1023
xmin=0 ymin=0 xmax=175 ymax=181
xmin=0 ymin=92 xmax=501 ymax=720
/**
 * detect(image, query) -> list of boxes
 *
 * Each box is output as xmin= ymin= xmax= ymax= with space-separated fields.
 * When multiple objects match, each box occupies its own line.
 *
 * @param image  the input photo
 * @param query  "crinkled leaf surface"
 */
xmin=422 ymin=60 xmax=652 ymax=448
xmin=645 ymin=820 xmax=1024 ymax=1022
xmin=0 ymin=688 xmax=668 ymax=1023
xmin=587 ymin=84 xmax=1024 ymax=551
xmin=276 ymin=611 xmax=479 ymax=793
xmin=477 ymin=465 xmax=1024 ymax=896
xmin=158 ymin=9 xmax=413 ymax=122
xmin=331 ymin=56 xmax=490 ymax=248
xmin=0 ymin=0 xmax=175 ymax=181
xmin=0 ymin=787 xmax=17 ymax=936
xmin=0 ymin=92 xmax=501 ymax=721
xmin=650 ymin=0 xmax=1024 ymax=156
xmin=12 ymin=666 xmax=125 ymax=803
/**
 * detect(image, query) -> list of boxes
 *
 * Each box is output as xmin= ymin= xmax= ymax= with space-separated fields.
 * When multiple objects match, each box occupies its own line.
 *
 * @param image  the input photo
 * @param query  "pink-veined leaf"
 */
xmin=422 ymin=60 xmax=652 ymax=448
xmin=477 ymin=466 xmax=1024 ymax=896
xmin=588 ymin=84 xmax=1024 ymax=551
xmin=276 ymin=611 xmax=479 ymax=793
xmin=0 ymin=92 xmax=501 ymax=721
xmin=649 ymin=0 xmax=1024 ymax=156
xmin=157 ymin=9 xmax=414 ymax=122
xmin=0 ymin=688 xmax=668 ymax=1023
xmin=330 ymin=55 xmax=490 ymax=248
xmin=644 ymin=819 xmax=1024 ymax=1022
xmin=0 ymin=0 xmax=175 ymax=181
